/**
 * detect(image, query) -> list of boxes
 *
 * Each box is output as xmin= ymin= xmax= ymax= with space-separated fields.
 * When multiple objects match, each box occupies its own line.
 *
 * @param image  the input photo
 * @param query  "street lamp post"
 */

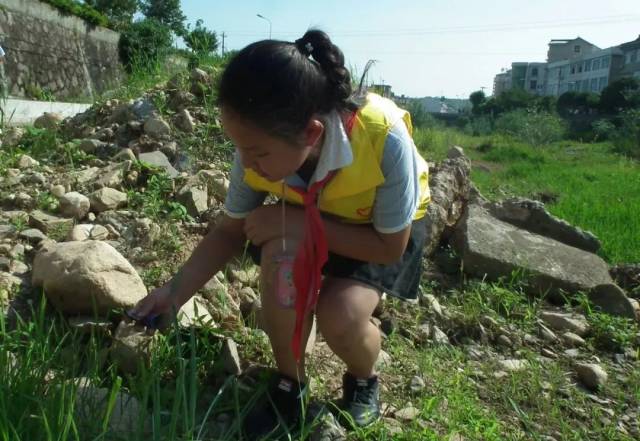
xmin=256 ymin=14 xmax=272 ymax=39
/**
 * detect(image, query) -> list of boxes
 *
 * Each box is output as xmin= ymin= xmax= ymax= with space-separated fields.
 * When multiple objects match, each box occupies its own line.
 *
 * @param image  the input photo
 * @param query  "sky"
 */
xmin=179 ymin=0 xmax=640 ymax=99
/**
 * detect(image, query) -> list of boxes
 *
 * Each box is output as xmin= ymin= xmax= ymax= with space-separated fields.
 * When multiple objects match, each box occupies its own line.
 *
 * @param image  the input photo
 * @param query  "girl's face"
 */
xmin=221 ymin=107 xmax=325 ymax=182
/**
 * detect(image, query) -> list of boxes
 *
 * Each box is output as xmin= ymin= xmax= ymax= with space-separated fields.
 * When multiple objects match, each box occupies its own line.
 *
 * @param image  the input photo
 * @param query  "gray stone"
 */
xmin=10 ymin=261 xmax=29 ymax=275
xmin=539 ymin=311 xmax=590 ymax=337
xmin=486 ymin=198 xmax=601 ymax=253
xmin=130 ymin=98 xmax=155 ymax=120
xmin=421 ymin=293 xmax=444 ymax=317
xmin=498 ymin=359 xmax=529 ymax=371
xmin=0 ymin=257 xmax=9 ymax=272
xmin=177 ymin=296 xmax=215 ymax=328
xmin=74 ymin=383 xmax=148 ymax=436
xmin=0 ymin=224 xmax=17 ymax=240
xmin=95 ymin=161 xmax=132 ymax=189
xmin=575 ymin=363 xmax=608 ymax=391
xmin=431 ymin=326 xmax=450 ymax=345
xmin=34 ymin=112 xmax=63 ymax=130
xmin=138 ymin=151 xmax=178 ymax=178
xmin=589 ymin=284 xmax=638 ymax=319
xmin=78 ymin=139 xmax=106 ymax=154
xmin=17 ymin=154 xmax=39 ymax=169
xmin=143 ymin=116 xmax=171 ymax=138
xmin=32 ymin=241 xmax=147 ymax=315
xmin=89 ymin=187 xmax=128 ymax=213
xmin=112 ymin=148 xmax=136 ymax=163
xmin=67 ymin=224 xmax=109 ymax=242
xmin=29 ymin=210 xmax=74 ymax=234
xmin=221 ymin=338 xmax=242 ymax=375
xmin=59 ymin=192 xmax=90 ymax=220
xmin=447 ymin=146 xmax=465 ymax=159
xmin=19 ymin=228 xmax=46 ymax=243
xmin=2 ymin=127 xmax=25 ymax=148
xmin=561 ymin=332 xmax=587 ymax=347
xmin=538 ymin=323 xmax=560 ymax=343
xmin=452 ymin=204 xmax=613 ymax=297
xmin=50 ymin=184 xmax=66 ymax=198
xmin=177 ymin=186 xmax=208 ymax=217
xmin=175 ymin=109 xmax=196 ymax=133
xmin=423 ymin=154 xmax=472 ymax=256
xmin=110 ymin=320 xmax=156 ymax=374
xmin=376 ymin=349 xmax=392 ymax=370
xmin=195 ymin=169 xmax=229 ymax=201
xmin=409 ymin=376 xmax=426 ymax=393
xmin=191 ymin=68 xmax=210 ymax=84
xmin=395 ymin=406 xmax=420 ymax=422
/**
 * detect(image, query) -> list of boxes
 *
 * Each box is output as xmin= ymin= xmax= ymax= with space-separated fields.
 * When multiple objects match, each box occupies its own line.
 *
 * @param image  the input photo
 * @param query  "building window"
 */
xmin=590 ymin=78 xmax=598 ymax=92
xmin=574 ymin=45 xmax=581 ymax=53
xmin=578 ymin=64 xmax=583 ymax=73
xmin=598 ymin=77 xmax=608 ymax=91
xmin=530 ymin=80 xmax=537 ymax=90
xmin=531 ymin=67 xmax=538 ymax=76
xmin=602 ymin=56 xmax=610 ymax=68
xmin=592 ymin=59 xmax=600 ymax=70
xmin=632 ymin=50 xmax=638 ymax=63
xmin=585 ymin=60 xmax=592 ymax=71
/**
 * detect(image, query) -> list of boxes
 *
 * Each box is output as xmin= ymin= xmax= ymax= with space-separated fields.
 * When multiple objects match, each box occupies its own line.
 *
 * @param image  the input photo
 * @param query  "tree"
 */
xmin=185 ymin=19 xmax=218 ymax=55
xmin=556 ymin=91 xmax=599 ymax=117
xmin=84 ymin=0 xmax=137 ymax=30
xmin=469 ymin=90 xmax=486 ymax=114
xmin=599 ymin=77 xmax=640 ymax=114
xmin=139 ymin=0 xmax=187 ymax=37
xmin=119 ymin=18 xmax=173 ymax=70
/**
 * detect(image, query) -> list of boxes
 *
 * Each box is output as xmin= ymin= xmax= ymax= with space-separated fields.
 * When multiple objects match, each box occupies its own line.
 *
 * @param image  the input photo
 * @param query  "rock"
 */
xmin=2 ymin=127 xmax=25 ymax=148
xmin=395 ymin=405 xmax=420 ymax=422
xmin=177 ymin=296 xmax=215 ymax=328
xmin=32 ymin=241 xmax=147 ymax=315
xmin=575 ymin=363 xmax=608 ymax=391
xmin=59 ymin=192 xmax=90 ymax=220
xmin=561 ymin=332 xmax=587 ymax=347
xmin=1 ymin=271 xmax=24 ymax=301
xmin=17 ymin=154 xmax=39 ymax=169
xmin=78 ymin=139 xmax=106 ymax=154
xmin=610 ymin=264 xmax=640 ymax=296
xmin=498 ymin=359 xmax=529 ymax=371
xmin=175 ymin=109 xmax=196 ymax=133
xmin=68 ymin=316 xmax=113 ymax=335
xmin=130 ymin=98 xmax=155 ymax=120
xmin=50 ymin=184 xmax=66 ymax=198
xmin=34 ymin=112 xmax=63 ymax=130
xmin=308 ymin=406 xmax=347 ymax=441
xmin=74 ymin=383 xmax=148 ymax=436
xmin=421 ymin=293 xmax=444 ymax=317
xmin=538 ymin=323 xmax=560 ymax=343
xmin=0 ymin=257 xmax=9 ymax=272
xmin=486 ymin=198 xmax=601 ymax=253
xmin=110 ymin=320 xmax=155 ymax=374
xmin=230 ymin=267 xmax=260 ymax=287
xmin=168 ymin=91 xmax=195 ymax=111
xmin=409 ymin=376 xmax=426 ymax=393
xmin=29 ymin=210 xmax=74 ymax=235
xmin=191 ymin=68 xmax=210 ymax=84
xmin=138 ymin=151 xmax=178 ymax=178
xmin=431 ymin=326 xmax=450 ymax=345
xmin=539 ymin=311 xmax=590 ymax=337
xmin=496 ymin=334 xmax=513 ymax=348
xmin=221 ymin=338 xmax=242 ymax=375
xmin=0 ymin=224 xmax=16 ymax=240
xmin=67 ymin=224 xmax=109 ymax=242
xmin=143 ymin=116 xmax=171 ymax=138
xmin=19 ymin=228 xmax=47 ymax=244
xmin=423 ymin=154 xmax=472 ymax=256
xmin=177 ymin=186 xmax=208 ymax=217
xmin=447 ymin=146 xmax=465 ymax=159
xmin=89 ymin=188 xmax=128 ymax=213
xmin=10 ymin=261 xmax=29 ymax=276
xmin=452 ymin=204 xmax=613 ymax=298
xmin=95 ymin=161 xmax=132 ymax=189
xmin=589 ymin=284 xmax=638 ymax=319
xmin=113 ymin=148 xmax=137 ymax=163
xmin=376 ymin=349 xmax=392 ymax=370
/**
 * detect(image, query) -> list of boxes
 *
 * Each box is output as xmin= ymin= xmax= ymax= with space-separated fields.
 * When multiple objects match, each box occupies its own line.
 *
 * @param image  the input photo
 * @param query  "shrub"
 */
xmin=464 ymin=115 xmax=494 ymax=136
xmin=119 ymin=19 xmax=173 ymax=71
xmin=495 ymin=109 xmax=566 ymax=146
xmin=610 ymin=109 xmax=640 ymax=159
xmin=41 ymin=0 xmax=109 ymax=28
xmin=591 ymin=119 xmax=615 ymax=141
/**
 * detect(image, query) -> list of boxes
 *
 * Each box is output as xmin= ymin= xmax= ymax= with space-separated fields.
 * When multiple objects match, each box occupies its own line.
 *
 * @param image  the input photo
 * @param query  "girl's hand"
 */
xmin=244 ymin=204 xmax=305 ymax=246
xmin=127 ymin=283 xmax=179 ymax=327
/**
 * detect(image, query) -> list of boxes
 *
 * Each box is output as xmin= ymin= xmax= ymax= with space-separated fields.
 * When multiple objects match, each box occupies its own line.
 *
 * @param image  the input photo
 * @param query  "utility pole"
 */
xmin=256 ymin=14 xmax=272 ymax=39
xmin=221 ymin=32 xmax=226 ymax=55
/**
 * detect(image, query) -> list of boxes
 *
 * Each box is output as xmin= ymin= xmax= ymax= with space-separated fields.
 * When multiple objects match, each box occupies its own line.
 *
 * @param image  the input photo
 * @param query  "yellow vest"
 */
xmin=243 ymin=93 xmax=430 ymax=223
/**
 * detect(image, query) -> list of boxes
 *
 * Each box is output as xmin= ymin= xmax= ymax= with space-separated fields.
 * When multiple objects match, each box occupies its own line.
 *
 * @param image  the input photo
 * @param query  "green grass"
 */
xmin=414 ymin=127 xmax=640 ymax=264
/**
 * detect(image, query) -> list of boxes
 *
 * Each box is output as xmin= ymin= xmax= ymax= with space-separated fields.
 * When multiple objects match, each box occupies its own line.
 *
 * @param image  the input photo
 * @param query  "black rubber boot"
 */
xmin=339 ymin=372 xmax=381 ymax=428
xmin=242 ymin=373 xmax=307 ymax=440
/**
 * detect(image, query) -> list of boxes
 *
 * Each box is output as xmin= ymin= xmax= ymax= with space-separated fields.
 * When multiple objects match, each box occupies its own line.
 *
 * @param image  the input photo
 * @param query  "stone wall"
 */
xmin=0 ymin=0 xmax=124 ymax=100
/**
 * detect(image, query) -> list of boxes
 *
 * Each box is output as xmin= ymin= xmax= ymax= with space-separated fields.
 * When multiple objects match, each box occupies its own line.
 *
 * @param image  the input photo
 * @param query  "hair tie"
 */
xmin=295 ymin=38 xmax=314 ymax=57
xmin=304 ymin=42 xmax=314 ymax=56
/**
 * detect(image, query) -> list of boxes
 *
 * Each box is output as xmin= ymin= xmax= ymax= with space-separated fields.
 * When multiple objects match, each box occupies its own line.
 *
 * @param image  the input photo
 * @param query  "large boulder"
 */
xmin=486 ymin=198 xmax=601 ymax=253
xmin=89 ymin=187 xmax=128 ymax=213
xmin=422 ymin=148 xmax=472 ymax=256
xmin=453 ymin=204 xmax=614 ymax=298
xmin=138 ymin=151 xmax=178 ymax=178
xmin=32 ymin=241 xmax=147 ymax=315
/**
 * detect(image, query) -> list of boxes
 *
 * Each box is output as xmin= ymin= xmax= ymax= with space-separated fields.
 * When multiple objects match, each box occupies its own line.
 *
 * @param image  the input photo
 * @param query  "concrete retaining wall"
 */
xmin=0 ymin=0 xmax=124 ymax=100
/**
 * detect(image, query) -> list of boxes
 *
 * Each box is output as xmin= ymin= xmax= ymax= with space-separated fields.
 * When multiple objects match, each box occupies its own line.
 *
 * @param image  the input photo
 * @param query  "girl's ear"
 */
xmin=303 ymin=118 xmax=325 ymax=149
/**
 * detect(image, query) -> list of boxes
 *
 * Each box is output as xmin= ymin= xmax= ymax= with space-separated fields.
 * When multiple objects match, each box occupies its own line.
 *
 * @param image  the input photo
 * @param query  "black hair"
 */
xmin=217 ymin=29 xmax=356 ymax=142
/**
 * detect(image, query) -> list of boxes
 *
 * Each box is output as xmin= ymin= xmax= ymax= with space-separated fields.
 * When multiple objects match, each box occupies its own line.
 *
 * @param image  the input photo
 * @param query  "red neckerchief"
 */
xmin=288 ymin=110 xmax=357 ymax=361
